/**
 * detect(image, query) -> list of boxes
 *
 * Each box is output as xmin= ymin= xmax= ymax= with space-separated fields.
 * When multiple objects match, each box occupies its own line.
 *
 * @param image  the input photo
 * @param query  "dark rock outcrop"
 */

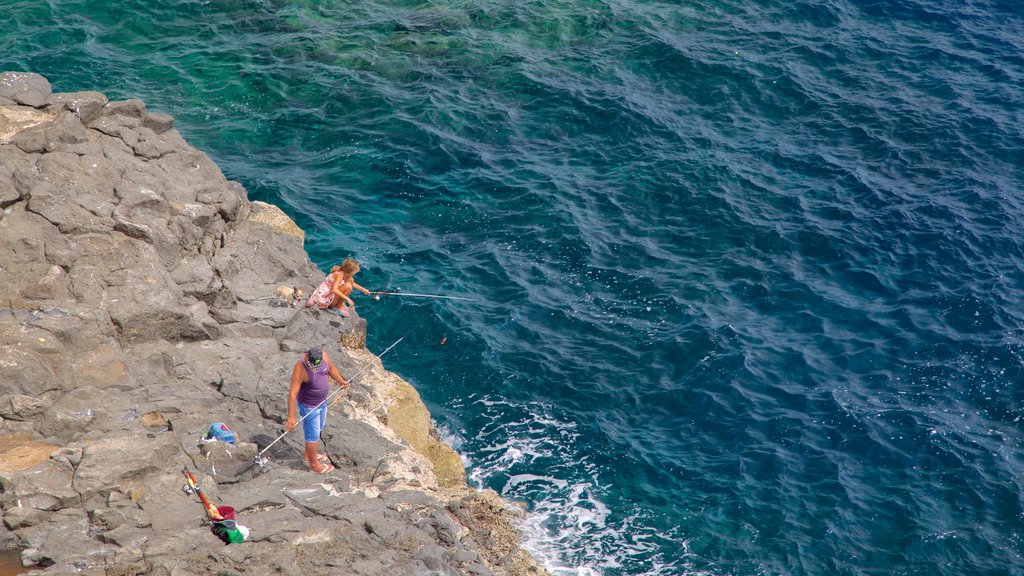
xmin=0 ymin=71 xmax=546 ymax=576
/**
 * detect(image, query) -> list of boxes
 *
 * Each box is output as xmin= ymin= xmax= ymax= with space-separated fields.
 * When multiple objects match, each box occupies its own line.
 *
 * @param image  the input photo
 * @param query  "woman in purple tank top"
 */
xmin=285 ymin=347 xmax=349 ymax=473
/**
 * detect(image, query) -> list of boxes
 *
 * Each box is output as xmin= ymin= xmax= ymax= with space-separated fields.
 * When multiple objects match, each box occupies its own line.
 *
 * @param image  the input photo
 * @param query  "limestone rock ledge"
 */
xmin=0 ymin=72 xmax=547 ymax=576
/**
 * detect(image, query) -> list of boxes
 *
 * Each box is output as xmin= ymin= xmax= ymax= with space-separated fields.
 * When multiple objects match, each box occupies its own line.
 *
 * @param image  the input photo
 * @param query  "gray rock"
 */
xmin=47 ymin=90 xmax=108 ymax=124
xmin=98 ymin=523 xmax=147 ymax=548
xmin=10 ymin=158 xmax=39 ymax=198
xmin=466 ymin=562 xmax=496 ymax=575
xmin=431 ymin=510 xmax=464 ymax=546
xmin=1 ymin=461 xmax=76 ymax=517
xmin=186 ymin=300 xmax=222 ymax=340
xmin=282 ymin=305 xmax=367 ymax=352
xmin=3 ymin=505 xmax=45 ymax=530
xmin=16 ymin=264 xmax=71 ymax=301
xmin=0 ymin=72 xmax=52 ymax=108
xmin=100 ymin=252 xmax=213 ymax=344
xmin=131 ymin=126 xmax=187 ymax=160
xmin=9 ymin=122 xmax=47 ymax=153
xmin=415 ymin=545 xmax=449 ymax=572
xmin=455 ymin=547 xmax=481 ymax=563
xmin=0 ymin=344 xmax=63 ymax=397
xmin=16 ymin=509 xmax=114 ymax=568
xmin=102 ymin=99 xmax=146 ymax=120
xmin=88 ymin=115 xmax=131 ymax=141
xmin=143 ymin=111 xmax=174 ymax=134
xmin=322 ymin=417 xmax=405 ymax=475
xmin=0 ymin=394 xmax=49 ymax=420
xmin=53 ymin=446 xmax=83 ymax=467
xmin=212 ymin=302 xmax=296 ymax=329
xmin=197 ymin=181 xmax=248 ymax=223
xmin=0 ymin=150 xmax=25 ymax=206
xmin=88 ymin=508 xmax=127 ymax=531
xmin=381 ymin=489 xmax=446 ymax=510
xmin=211 ymin=222 xmax=317 ymax=309
xmin=171 ymin=254 xmax=217 ymax=294
xmin=25 ymin=177 xmax=115 ymax=235
xmin=45 ymin=110 xmax=90 ymax=147
xmin=72 ymin=433 xmax=179 ymax=501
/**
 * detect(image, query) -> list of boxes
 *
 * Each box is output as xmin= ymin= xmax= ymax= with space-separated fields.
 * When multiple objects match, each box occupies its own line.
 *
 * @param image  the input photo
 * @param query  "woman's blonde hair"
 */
xmin=340 ymin=258 xmax=360 ymax=274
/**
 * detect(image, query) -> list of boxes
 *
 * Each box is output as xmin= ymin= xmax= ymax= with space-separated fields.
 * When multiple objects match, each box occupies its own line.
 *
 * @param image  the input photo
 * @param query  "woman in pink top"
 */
xmin=305 ymin=259 xmax=370 ymax=317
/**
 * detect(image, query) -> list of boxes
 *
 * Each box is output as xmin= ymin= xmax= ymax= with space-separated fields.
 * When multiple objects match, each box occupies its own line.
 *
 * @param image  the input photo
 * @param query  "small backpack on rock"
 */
xmin=204 ymin=422 xmax=236 ymax=444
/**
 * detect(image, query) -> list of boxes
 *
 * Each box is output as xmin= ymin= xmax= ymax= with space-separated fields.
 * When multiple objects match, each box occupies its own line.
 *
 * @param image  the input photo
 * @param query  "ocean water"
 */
xmin=4 ymin=0 xmax=1024 ymax=574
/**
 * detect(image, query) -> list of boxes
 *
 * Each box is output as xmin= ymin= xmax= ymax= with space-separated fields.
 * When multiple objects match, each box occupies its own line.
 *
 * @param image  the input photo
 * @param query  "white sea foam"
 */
xmin=435 ymin=421 xmax=463 ymax=450
xmin=434 ymin=421 xmax=472 ymax=468
xmin=462 ymin=395 xmax=712 ymax=576
xmin=505 ymin=473 xmax=569 ymax=491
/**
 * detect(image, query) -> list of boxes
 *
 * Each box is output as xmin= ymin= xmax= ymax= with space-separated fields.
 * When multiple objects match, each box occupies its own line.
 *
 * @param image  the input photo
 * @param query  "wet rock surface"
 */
xmin=0 ymin=72 xmax=546 ymax=576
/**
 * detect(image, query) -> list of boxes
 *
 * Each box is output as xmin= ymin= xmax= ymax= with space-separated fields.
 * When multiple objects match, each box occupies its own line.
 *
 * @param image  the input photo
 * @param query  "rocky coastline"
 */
xmin=0 ymin=72 xmax=547 ymax=576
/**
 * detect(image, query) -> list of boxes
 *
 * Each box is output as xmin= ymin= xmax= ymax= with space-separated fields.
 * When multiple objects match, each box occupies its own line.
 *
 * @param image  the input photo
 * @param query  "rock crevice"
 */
xmin=0 ymin=72 xmax=546 ymax=576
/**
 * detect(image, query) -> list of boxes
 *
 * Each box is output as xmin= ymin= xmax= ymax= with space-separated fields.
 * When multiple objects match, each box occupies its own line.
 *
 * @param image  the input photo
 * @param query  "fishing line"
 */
xmin=370 ymin=290 xmax=475 ymax=302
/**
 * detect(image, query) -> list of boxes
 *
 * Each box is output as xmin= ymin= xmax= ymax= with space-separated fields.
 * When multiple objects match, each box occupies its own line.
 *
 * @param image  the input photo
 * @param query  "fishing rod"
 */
xmin=370 ymin=290 xmax=475 ymax=302
xmin=236 ymin=332 xmax=410 ymax=477
xmin=182 ymin=465 xmax=221 ymax=519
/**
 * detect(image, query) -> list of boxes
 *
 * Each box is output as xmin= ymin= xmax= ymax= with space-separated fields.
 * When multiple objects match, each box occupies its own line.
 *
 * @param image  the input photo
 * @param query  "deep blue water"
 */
xmin=5 ymin=0 xmax=1024 ymax=574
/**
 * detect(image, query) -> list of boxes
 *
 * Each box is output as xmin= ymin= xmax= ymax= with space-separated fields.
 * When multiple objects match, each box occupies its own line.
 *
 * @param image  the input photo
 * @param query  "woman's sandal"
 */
xmin=310 ymin=463 xmax=335 ymax=474
xmin=302 ymin=454 xmax=328 ymax=466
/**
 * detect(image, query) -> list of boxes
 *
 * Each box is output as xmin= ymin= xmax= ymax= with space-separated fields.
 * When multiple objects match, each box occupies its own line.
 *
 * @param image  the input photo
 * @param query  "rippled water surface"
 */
xmin=4 ymin=0 xmax=1024 ymax=574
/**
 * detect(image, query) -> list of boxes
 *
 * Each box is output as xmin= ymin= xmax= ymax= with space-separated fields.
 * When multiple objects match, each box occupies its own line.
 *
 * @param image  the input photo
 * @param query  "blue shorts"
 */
xmin=298 ymin=402 xmax=327 ymax=443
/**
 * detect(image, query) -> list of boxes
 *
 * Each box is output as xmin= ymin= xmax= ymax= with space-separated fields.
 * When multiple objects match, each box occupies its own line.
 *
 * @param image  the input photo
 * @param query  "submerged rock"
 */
xmin=0 ymin=71 xmax=547 ymax=576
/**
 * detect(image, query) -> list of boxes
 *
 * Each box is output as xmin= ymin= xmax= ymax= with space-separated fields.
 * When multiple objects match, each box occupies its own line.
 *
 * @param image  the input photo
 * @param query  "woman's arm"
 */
xmin=352 ymin=281 xmax=370 ymax=296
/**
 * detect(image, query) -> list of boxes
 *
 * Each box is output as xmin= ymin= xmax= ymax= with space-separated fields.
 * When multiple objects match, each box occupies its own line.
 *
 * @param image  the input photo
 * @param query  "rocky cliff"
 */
xmin=0 ymin=72 xmax=546 ymax=576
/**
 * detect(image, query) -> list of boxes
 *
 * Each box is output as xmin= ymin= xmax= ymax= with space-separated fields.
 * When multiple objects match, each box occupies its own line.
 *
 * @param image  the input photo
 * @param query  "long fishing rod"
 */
xmin=236 ymin=332 xmax=409 ymax=476
xmin=370 ymin=290 xmax=475 ymax=302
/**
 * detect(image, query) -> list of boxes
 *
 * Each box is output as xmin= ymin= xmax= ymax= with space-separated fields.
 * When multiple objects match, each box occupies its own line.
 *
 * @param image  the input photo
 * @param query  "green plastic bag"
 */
xmin=212 ymin=519 xmax=248 ymax=544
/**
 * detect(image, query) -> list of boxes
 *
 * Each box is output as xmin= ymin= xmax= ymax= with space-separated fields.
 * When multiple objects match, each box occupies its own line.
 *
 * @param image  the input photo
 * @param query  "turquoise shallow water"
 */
xmin=5 ymin=0 xmax=1024 ymax=574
